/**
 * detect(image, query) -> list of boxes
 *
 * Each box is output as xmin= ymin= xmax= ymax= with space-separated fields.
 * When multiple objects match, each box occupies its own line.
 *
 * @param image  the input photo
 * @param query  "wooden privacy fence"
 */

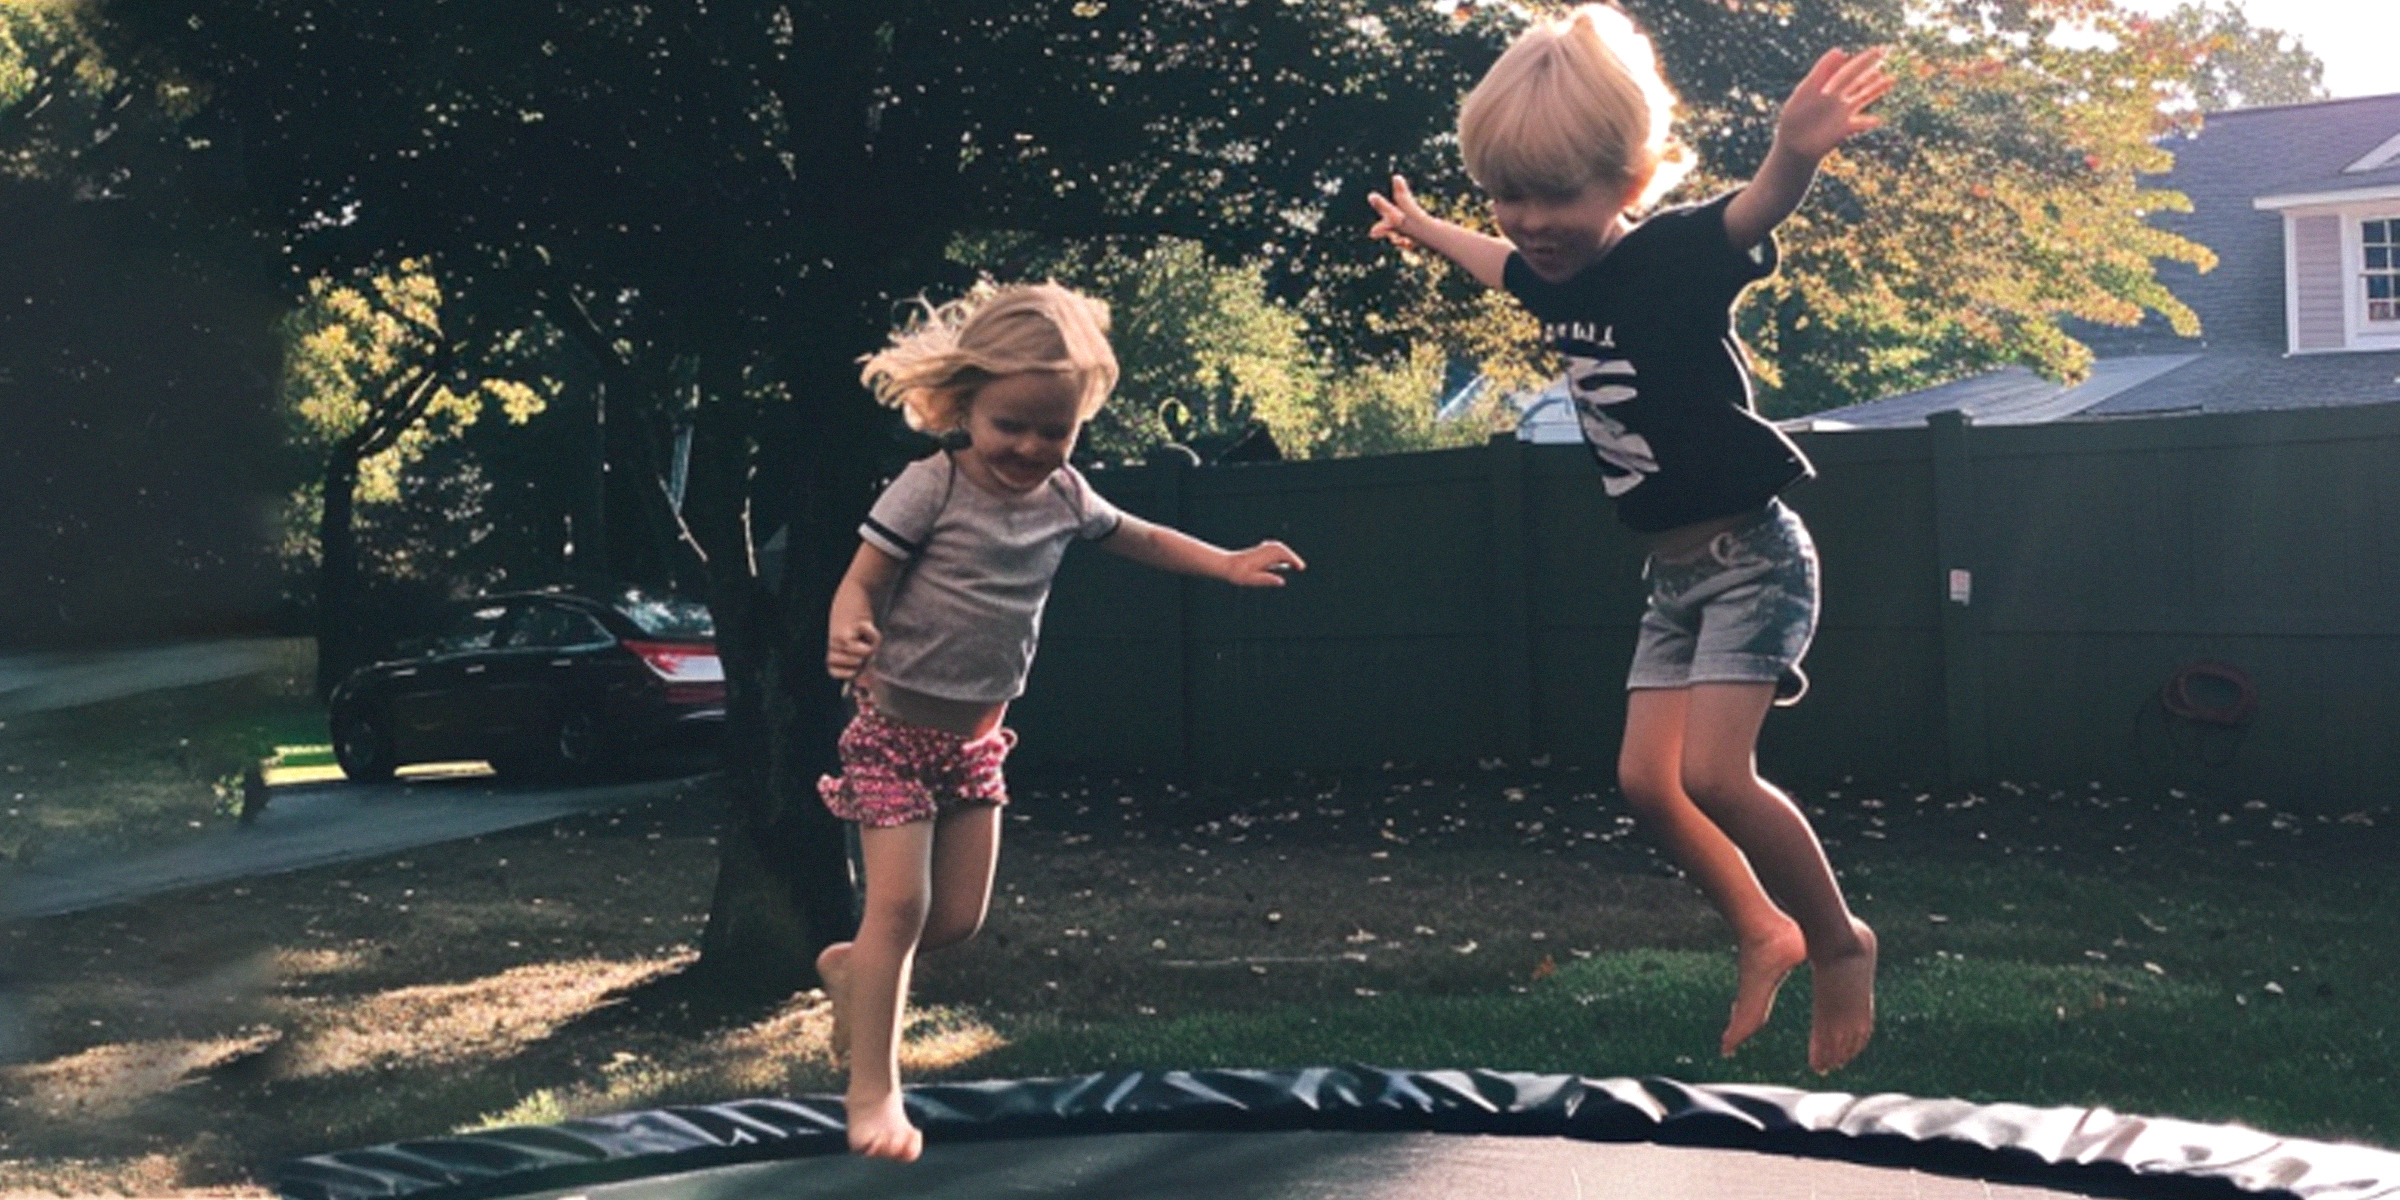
xmin=1005 ymin=401 xmax=2400 ymax=809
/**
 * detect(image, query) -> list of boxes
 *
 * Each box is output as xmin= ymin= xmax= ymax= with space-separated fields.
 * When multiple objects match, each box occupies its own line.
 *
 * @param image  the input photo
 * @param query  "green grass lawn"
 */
xmin=959 ymin=780 xmax=2400 ymax=1149
xmin=10 ymin=656 xmax=2397 ymax=1156
xmin=0 ymin=644 xmax=327 ymax=860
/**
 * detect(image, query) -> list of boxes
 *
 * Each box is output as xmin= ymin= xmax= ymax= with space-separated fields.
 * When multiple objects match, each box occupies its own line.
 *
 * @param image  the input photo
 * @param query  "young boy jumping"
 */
xmin=1368 ymin=5 xmax=1892 ymax=1073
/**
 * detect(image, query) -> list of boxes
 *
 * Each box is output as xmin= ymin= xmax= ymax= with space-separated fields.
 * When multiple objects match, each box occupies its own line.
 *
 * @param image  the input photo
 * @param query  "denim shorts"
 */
xmin=1626 ymin=500 xmax=1819 ymax=698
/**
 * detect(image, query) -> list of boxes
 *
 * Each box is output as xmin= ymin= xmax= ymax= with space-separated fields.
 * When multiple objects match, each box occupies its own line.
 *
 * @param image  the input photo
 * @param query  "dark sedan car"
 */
xmin=329 ymin=587 xmax=724 ymax=782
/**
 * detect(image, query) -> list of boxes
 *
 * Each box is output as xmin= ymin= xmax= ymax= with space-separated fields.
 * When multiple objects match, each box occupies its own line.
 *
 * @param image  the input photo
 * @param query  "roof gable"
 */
xmin=2168 ymin=93 xmax=2400 ymax=202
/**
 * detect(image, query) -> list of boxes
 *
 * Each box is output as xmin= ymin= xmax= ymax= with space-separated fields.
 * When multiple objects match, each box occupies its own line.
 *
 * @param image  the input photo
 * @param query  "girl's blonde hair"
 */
xmin=1457 ymin=3 xmax=1693 ymax=210
xmin=859 ymin=281 xmax=1119 ymax=433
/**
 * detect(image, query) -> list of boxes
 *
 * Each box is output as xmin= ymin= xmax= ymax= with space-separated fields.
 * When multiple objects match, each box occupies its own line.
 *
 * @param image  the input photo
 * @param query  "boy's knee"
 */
xmin=1678 ymin=763 xmax=1758 ymax=813
xmin=1617 ymin=759 xmax=1677 ymax=812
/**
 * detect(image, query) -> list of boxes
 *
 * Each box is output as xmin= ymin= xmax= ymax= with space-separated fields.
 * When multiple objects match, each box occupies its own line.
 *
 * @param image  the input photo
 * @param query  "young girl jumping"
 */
xmin=814 ymin=281 xmax=1305 ymax=1161
xmin=1368 ymin=7 xmax=1892 ymax=1073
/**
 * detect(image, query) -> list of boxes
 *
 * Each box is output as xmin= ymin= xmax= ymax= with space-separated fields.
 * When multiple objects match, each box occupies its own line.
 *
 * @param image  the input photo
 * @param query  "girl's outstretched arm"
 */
xmin=1725 ymin=46 xmax=1895 ymax=253
xmin=1102 ymin=515 xmax=1305 ymax=586
xmin=1369 ymin=174 xmax=1513 ymax=290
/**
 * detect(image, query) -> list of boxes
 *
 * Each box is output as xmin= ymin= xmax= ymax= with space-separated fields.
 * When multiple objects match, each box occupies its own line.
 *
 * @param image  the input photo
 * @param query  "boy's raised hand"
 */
xmin=1367 ymin=174 xmax=1429 ymax=249
xmin=1775 ymin=47 xmax=1894 ymax=161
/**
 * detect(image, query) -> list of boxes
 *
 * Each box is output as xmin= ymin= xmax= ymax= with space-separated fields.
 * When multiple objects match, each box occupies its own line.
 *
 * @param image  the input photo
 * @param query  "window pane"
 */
xmin=2372 ymin=247 xmax=2393 ymax=270
xmin=2369 ymin=220 xmax=2392 ymax=243
xmin=2370 ymin=275 xmax=2395 ymax=300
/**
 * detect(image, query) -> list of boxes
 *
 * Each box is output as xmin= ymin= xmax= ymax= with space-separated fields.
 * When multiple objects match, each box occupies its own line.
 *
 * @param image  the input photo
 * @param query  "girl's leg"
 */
xmin=1677 ymin=680 xmax=1876 ymax=1073
xmin=920 ymin=802 xmax=1003 ymax=952
xmin=817 ymin=819 xmax=937 ymax=1162
xmin=1619 ymin=687 xmax=1807 ymax=1057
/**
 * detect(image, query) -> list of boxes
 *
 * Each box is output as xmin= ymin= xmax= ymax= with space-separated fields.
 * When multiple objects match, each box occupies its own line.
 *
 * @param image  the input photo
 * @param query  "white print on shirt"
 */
xmin=1565 ymin=353 xmax=1655 ymax=497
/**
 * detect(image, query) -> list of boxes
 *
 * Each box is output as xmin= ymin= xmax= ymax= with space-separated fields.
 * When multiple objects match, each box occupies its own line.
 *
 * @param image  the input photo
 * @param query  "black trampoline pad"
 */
xmin=276 ymin=1067 xmax=2400 ymax=1200
xmin=488 ymin=1131 xmax=2139 ymax=1200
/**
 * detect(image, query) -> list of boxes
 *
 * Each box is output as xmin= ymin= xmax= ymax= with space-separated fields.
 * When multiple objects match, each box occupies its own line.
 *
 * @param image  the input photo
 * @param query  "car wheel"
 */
xmin=332 ymin=707 xmax=398 ymax=783
xmin=552 ymin=708 xmax=613 ymax=778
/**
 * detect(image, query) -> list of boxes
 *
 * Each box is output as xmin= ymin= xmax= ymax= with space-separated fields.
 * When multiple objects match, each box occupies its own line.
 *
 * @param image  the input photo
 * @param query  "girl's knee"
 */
xmin=920 ymin=911 xmax=986 ymax=952
xmin=859 ymin=890 xmax=932 ymax=941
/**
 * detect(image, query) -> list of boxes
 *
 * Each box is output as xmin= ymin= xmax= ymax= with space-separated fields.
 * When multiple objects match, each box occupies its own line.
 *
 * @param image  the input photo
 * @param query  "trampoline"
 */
xmin=275 ymin=1066 xmax=2400 ymax=1200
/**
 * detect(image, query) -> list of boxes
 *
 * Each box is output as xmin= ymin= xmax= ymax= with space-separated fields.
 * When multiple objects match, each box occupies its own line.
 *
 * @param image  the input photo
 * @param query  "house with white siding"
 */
xmin=1792 ymin=92 xmax=2400 ymax=429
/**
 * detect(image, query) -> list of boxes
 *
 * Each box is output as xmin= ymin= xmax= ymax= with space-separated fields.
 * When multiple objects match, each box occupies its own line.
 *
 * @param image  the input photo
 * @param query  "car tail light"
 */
xmin=627 ymin=640 xmax=726 ymax=704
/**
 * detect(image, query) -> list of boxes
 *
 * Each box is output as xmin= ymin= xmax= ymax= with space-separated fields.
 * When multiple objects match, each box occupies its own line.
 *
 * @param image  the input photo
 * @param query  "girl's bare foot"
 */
xmin=1722 ymin=920 xmax=1807 ymax=1057
xmin=815 ymin=942 xmax=853 ymax=1064
xmin=845 ymin=1089 xmax=923 ymax=1162
xmin=1807 ymin=918 xmax=1878 ymax=1074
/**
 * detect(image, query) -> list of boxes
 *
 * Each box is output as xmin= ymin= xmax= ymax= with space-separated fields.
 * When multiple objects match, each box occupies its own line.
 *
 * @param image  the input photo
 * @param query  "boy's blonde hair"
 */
xmin=859 ymin=281 xmax=1119 ymax=433
xmin=1457 ymin=3 xmax=1693 ymax=209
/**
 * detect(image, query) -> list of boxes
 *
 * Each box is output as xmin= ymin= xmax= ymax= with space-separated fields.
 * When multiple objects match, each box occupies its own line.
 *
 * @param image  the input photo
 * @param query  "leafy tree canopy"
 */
xmin=2150 ymin=1 xmax=2328 ymax=112
xmin=1626 ymin=0 xmax=2223 ymax=405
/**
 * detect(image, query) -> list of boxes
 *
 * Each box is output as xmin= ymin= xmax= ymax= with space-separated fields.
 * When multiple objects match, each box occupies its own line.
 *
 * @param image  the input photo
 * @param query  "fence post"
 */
xmin=1156 ymin=455 xmax=1194 ymax=772
xmin=1929 ymin=409 xmax=1989 ymax=786
xmin=1489 ymin=435 xmax=1534 ymax=760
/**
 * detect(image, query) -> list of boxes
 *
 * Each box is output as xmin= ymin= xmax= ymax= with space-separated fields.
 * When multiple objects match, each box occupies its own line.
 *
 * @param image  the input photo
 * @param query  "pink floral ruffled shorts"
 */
xmin=817 ymin=696 xmax=1017 ymax=829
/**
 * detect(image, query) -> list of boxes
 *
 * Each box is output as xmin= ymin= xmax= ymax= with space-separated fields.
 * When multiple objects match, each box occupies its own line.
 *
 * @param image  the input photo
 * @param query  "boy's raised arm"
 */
xmin=1724 ymin=46 xmax=1894 ymax=253
xmin=1369 ymin=174 xmax=1514 ymax=291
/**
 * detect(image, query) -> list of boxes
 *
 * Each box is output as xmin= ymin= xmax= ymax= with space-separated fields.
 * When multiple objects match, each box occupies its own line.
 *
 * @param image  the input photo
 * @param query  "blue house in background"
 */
xmin=1792 ymin=92 xmax=2400 ymax=430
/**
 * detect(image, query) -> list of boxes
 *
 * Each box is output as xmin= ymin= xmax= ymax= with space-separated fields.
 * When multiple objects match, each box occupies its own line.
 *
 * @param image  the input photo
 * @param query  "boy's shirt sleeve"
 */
xmin=860 ymin=454 xmax=950 ymax=560
xmin=1689 ymin=189 xmax=1778 ymax=293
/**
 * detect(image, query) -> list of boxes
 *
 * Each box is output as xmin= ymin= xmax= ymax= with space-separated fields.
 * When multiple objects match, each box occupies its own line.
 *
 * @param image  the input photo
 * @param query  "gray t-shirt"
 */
xmin=860 ymin=452 xmax=1124 ymax=703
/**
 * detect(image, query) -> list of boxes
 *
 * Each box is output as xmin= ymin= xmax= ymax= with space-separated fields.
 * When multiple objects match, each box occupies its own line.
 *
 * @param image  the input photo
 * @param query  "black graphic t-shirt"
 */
xmin=1502 ymin=191 xmax=1813 ymax=534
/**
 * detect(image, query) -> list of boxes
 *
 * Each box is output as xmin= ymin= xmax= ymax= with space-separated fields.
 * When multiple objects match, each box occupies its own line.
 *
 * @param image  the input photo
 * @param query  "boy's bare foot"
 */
xmin=815 ymin=942 xmax=853 ymax=1063
xmin=1722 ymin=920 xmax=1807 ymax=1057
xmin=1807 ymin=918 xmax=1878 ymax=1074
xmin=845 ymin=1089 xmax=923 ymax=1162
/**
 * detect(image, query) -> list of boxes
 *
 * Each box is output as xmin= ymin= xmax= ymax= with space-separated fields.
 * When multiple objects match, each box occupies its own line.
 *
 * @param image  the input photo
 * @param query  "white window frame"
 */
xmin=2356 ymin=213 xmax=2400 ymax=339
xmin=2260 ymin=185 xmax=2400 ymax=353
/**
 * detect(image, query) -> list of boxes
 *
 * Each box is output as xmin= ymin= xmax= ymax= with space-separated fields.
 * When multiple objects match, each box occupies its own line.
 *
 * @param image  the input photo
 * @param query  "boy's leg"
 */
xmin=825 ymin=819 xmax=937 ymax=1162
xmin=1678 ymin=680 xmax=1876 ymax=1073
xmin=1619 ymin=687 xmax=1807 ymax=1056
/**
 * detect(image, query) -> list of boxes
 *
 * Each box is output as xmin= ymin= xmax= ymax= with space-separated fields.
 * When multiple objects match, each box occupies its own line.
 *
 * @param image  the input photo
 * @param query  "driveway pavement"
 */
xmin=0 ymin=639 xmax=702 ymax=920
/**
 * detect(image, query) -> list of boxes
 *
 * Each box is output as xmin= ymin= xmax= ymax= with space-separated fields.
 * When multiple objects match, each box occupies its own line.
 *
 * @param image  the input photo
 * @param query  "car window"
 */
xmin=432 ymin=605 xmax=511 ymax=654
xmin=611 ymin=591 xmax=714 ymax=639
xmin=506 ymin=603 xmax=613 ymax=650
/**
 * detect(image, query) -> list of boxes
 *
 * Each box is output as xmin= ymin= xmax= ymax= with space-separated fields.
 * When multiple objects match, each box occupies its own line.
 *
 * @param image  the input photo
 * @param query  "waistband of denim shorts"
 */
xmin=1645 ymin=500 xmax=1787 ymax=564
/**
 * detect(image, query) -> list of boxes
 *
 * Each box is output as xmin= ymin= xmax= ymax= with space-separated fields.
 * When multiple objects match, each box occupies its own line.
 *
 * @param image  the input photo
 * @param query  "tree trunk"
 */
xmin=313 ymin=451 xmax=364 ymax=699
xmin=679 ymin=360 xmax=866 ymax=1002
xmin=690 ymin=574 xmax=857 ymax=999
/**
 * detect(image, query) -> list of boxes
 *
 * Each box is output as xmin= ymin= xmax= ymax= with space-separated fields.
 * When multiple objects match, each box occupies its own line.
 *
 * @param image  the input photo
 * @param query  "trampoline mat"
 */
xmin=481 ymin=1130 xmax=2151 ymax=1200
xmin=276 ymin=1067 xmax=2400 ymax=1200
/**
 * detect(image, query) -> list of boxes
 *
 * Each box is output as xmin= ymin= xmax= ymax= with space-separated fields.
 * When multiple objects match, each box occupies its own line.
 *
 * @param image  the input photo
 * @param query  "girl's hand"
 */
xmin=1774 ymin=47 xmax=1894 ymax=162
xmin=1367 ymin=175 xmax=1430 ymax=249
xmin=1224 ymin=540 xmax=1307 ymax=587
xmin=827 ymin=618 xmax=881 ymax=680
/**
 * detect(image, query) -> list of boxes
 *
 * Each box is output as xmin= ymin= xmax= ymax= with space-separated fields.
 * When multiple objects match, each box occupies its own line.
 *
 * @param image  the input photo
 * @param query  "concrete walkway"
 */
xmin=0 ymin=638 xmax=299 ymax=718
xmin=0 ymin=770 xmax=707 ymax=920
